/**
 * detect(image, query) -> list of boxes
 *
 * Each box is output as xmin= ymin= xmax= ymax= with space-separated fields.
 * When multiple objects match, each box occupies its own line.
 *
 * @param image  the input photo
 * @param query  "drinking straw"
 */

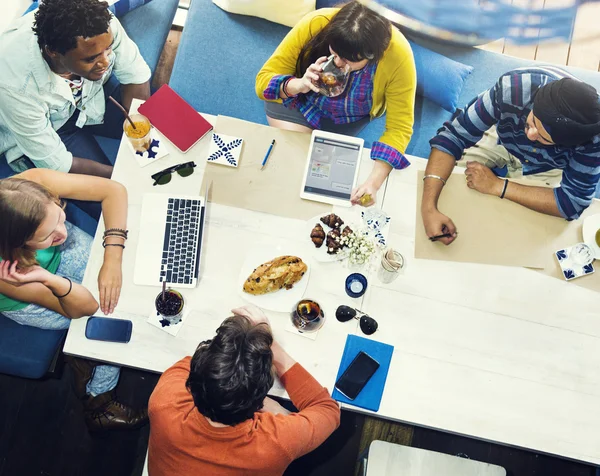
xmin=162 ymin=280 xmax=166 ymax=302
xmin=108 ymin=96 xmax=137 ymax=130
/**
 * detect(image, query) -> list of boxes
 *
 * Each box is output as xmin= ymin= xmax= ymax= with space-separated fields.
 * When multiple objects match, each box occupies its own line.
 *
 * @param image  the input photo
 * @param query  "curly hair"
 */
xmin=32 ymin=0 xmax=112 ymax=54
xmin=186 ymin=315 xmax=274 ymax=426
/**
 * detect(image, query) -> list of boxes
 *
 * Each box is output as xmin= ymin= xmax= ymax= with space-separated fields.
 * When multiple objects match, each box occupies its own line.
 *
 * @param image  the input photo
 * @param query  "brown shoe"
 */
xmin=83 ymin=391 xmax=148 ymax=432
xmin=65 ymin=356 xmax=96 ymax=399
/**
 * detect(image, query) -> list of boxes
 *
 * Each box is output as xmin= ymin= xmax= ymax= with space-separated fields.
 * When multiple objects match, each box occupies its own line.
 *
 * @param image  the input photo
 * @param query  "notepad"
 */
xmin=138 ymin=84 xmax=213 ymax=153
xmin=332 ymin=334 xmax=394 ymax=412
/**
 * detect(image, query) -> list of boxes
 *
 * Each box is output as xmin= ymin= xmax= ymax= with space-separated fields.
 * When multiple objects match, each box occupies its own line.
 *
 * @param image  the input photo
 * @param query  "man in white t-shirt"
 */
xmin=0 ymin=0 xmax=151 ymax=179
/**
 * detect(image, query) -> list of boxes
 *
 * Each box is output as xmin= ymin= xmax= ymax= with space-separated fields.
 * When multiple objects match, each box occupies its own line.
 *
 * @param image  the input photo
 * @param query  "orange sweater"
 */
xmin=148 ymin=357 xmax=341 ymax=476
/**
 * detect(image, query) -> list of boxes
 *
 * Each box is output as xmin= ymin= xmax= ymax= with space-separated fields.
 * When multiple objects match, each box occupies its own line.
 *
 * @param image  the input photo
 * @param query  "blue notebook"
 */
xmin=332 ymin=334 xmax=394 ymax=412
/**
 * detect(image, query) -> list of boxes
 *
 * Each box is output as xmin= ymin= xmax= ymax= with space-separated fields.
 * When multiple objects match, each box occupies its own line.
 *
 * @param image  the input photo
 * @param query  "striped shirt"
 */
xmin=430 ymin=67 xmax=600 ymax=220
xmin=264 ymin=64 xmax=410 ymax=170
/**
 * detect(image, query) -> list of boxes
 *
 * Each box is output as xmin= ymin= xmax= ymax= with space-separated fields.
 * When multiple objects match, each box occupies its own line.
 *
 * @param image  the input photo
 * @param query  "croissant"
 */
xmin=310 ymin=223 xmax=326 ymax=248
xmin=326 ymin=229 xmax=343 ymax=255
xmin=320 ymin=213 xmax=344 ymax=229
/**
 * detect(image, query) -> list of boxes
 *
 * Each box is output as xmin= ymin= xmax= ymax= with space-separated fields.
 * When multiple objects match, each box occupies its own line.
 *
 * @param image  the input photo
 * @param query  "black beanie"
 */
xmin=532 ymin=78 xmax=600 ymax=147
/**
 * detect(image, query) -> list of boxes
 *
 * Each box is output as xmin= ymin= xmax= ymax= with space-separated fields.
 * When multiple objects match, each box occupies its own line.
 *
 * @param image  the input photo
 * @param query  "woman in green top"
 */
xmin=0 ymin=168 xmax=146 ymax=431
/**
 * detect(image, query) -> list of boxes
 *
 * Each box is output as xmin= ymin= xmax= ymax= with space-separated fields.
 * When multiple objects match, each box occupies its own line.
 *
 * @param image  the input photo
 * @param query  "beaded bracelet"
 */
xmin=103 ymin=243 xmax=125 ymax=249
xmin=52 ymin=276 xmax=72 ymax=299
xmin=103 ymin=233 xmax=127 ymax=240
xmin=103 ymin=228 xmax=128 ymax=238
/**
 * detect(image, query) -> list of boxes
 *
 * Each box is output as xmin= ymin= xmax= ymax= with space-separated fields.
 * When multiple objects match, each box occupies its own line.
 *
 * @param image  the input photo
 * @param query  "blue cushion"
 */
xmin=0 ymin=315 xmax=66 ymax=379
xmin=109 ymin=0 xmax=154 ymax=18
xmin=315 ymin=0 xmax=338 ymax=7
xmin=170 ymin=0 xmax=290 ymax=124
xmin=25 ymin=0 xmax=156 ymax=19
xmin=409 ymin=40 xmax=473 ymax=113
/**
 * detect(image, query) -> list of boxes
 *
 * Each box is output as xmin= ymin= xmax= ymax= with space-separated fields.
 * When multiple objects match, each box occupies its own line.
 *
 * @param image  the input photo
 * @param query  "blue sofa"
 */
xmin=0 ymin=0 xmax=178 ymax=380
xmin=169 ymin=0 xmax=600 ymax=162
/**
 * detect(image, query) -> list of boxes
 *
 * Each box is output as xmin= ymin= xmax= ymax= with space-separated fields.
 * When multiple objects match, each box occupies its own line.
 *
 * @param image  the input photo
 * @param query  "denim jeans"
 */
xmin=2 ymin=222 xmax=120 ymax=396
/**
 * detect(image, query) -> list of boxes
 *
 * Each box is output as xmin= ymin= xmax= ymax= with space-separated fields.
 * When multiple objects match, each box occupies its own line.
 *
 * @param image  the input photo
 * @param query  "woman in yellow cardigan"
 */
xmin=256 ymin=1 xmax=416 ymax=206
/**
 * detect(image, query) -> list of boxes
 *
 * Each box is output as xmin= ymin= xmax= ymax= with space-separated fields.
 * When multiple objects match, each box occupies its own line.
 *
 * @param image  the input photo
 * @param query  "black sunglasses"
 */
xmin=151 ymin=161 xmax=197 ymax=186
xmin=335 ymin=305 xmax=378 ymax=335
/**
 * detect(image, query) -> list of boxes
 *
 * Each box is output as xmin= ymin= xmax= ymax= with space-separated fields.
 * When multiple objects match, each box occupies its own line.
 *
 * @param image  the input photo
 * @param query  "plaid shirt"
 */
xmin=264 ymin=63 xmax=410 ymax=170
xmin=430 ymin=67 xmax=600 ymax=220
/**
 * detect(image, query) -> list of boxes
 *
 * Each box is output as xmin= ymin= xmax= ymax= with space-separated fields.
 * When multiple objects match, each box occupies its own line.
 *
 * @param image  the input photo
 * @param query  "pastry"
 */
xmin=326 ymin=229 xmax=343 ymax=255
xmin=243 ymin=256 xmax=308 ymax=295
xmin=320 ymin=213 xmax=344 ymax=229
xmin=341 ymin=225 xmax=353 ymax=238
xmin=310 ymin=223 xmax=326 ymax=248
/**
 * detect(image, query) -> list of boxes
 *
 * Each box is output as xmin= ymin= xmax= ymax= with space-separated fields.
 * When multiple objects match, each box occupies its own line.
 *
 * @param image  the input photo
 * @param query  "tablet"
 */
xmin=300 ymin=130 xmax=364 ymax=207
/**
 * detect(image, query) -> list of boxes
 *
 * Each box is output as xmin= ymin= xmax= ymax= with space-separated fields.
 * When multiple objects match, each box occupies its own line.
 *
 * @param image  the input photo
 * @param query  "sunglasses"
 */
xmin=335 ymin=305 xmax=378 ymax=335
xmin=151 ymin=161 xmax=197 ymax=186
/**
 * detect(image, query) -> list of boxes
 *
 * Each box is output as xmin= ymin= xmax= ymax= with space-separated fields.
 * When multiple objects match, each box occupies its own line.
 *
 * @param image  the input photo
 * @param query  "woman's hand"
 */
xmin=0 ymin=260 xmax=53 ymax=287
xmin=231 ymin=304 xmax=271 ymax=327
xmin=98 ymin=257 xmax=122 ymax=314
xmin=351 ymin=179 xmax=380 ymax=207
xmin=286 ymin=56 xmax=328 ymax=96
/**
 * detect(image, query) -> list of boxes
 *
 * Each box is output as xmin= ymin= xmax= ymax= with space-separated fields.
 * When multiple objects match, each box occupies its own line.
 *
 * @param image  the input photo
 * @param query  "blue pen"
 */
xmin=261 ymin=139 xmax=276 ymax=170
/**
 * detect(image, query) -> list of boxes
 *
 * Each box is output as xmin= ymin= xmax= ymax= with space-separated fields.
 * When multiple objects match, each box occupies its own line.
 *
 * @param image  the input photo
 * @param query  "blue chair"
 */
xmin=0 ymin=0 xmax=179 ymax=379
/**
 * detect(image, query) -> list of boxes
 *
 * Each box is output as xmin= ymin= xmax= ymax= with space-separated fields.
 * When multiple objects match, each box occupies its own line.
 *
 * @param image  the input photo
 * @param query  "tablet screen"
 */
xmin=303 ymin=136 xmax=361 ymax=200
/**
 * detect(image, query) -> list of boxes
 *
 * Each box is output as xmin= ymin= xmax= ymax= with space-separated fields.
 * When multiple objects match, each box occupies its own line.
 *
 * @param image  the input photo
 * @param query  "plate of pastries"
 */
xmin=238 ymin=243 xmax=311 ymax=312
xmin=306 ymin=212 xmax=357 ymax=263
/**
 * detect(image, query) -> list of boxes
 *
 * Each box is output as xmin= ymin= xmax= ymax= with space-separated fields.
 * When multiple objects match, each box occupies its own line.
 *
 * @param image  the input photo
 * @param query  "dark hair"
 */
xmin=297 ymin=1 xmax=392 ymax=76
xmin=0 ymin=178 xmax=63 ymax=268
xmin=186 ymin=315 xmax=274 ymax=426
xmin=32 ymin=0 xmax=112 ymax=54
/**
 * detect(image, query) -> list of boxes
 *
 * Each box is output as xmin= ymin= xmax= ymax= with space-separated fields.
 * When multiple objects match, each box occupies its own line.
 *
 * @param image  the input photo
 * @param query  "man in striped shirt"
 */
xmin=421 ymin=67 xmax=600 ymax=245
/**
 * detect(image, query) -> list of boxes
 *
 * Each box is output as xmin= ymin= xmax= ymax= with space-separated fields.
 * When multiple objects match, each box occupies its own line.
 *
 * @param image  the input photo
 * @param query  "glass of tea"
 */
xmin=316 ymin=55 xmax=350 ymax=98
xmin=123 ymin=114 xmax=152 ymax=153
xmin=291 ymin=299 xmax=325 ymax=333
xmin=155 ymin=288 xmax=185 ymax=325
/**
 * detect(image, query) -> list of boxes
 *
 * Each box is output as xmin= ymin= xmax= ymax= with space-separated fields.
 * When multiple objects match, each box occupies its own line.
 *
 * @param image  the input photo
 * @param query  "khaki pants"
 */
xmin=456 ymin=127 xmax=562 ymax=187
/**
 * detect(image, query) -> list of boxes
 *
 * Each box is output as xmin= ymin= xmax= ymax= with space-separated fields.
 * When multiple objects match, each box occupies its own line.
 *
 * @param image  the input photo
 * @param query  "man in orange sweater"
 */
xmin=148 ymin=304 xmax=341 ymax=475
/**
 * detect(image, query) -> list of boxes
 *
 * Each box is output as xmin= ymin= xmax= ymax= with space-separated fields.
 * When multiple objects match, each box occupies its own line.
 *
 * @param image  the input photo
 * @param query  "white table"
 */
xmin=365 ymin=441 xmax=506 ymax=476
xmin=65 ymin=103 xmax=600 ymax=465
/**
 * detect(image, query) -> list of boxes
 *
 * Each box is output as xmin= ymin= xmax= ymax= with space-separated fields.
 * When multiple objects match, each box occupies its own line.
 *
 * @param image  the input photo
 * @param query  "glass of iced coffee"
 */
xmin=123 ymin=114 xmax=152 ymax=153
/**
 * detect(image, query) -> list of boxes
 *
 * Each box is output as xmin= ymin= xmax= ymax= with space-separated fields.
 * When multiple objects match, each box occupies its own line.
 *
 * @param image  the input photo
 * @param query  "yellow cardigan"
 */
xmin=256 ymin=8 xmax=416 ymax=156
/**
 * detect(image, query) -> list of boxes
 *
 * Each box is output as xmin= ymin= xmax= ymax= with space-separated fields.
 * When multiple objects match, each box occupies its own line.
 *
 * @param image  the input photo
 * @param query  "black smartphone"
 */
xmin=334 ymin=351 xmax=380 ymax=400
xmin=85 ymin=316 xmax=133 ymax=343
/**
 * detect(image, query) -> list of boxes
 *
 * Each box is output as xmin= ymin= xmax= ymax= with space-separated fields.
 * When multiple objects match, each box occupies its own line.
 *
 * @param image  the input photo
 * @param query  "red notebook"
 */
xmin=138 ymin=85 xmax=213 ymax=153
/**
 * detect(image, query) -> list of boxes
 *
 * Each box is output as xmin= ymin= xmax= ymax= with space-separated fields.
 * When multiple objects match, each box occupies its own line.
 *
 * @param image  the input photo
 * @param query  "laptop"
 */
xmin=133 ymin=187 xmax=208 ymax=288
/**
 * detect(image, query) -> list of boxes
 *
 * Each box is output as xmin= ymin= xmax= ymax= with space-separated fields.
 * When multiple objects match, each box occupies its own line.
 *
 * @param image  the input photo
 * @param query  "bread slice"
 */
xmin=243 ymin=256 xmax=308 ymax=295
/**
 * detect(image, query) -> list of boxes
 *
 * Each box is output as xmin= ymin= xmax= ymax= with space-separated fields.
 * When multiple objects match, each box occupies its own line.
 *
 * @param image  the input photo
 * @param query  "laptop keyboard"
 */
xmin=160 ymin=198 xmax=202 ymax=285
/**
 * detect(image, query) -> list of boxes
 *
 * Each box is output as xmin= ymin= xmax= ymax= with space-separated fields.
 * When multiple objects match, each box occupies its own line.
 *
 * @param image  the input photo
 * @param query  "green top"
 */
xmin=0 ymin=246 xmax=62 ymax=312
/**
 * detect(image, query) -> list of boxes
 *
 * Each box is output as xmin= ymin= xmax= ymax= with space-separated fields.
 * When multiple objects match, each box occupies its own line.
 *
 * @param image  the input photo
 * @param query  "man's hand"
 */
xmin=465 ymin=161 xmax=503 ymax=196
xmin=421 ymin=209 xmax=458 ymax=245
xmin=70 ymin=157 xmax=113 ymax=178
xmin=260 ymin=397 xmax=291 ymax=416
xmin=231 ymin=304 xmax=271 ymax=327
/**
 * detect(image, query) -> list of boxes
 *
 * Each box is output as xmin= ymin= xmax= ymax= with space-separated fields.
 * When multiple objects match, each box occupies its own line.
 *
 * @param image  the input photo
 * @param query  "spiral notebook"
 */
xmin=138 ymin=85 xmax=213 ymax=153
xmin=332 ymin=334 xmax=394 ymax=412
